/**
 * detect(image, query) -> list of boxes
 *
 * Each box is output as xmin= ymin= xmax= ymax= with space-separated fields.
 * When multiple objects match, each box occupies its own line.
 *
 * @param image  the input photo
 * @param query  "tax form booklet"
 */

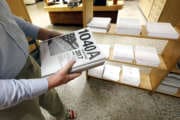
xmin=40 ymin=28 xmax=105 ymax=76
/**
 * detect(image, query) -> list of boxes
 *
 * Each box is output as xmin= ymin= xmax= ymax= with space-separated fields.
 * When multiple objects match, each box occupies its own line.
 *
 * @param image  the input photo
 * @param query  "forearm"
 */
xmin=0 ymin=79 xmax=48 ymax=110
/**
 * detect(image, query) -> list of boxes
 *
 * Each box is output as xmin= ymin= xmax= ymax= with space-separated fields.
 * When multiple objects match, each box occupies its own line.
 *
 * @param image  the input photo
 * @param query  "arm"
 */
xmin=0 ymin=78 xmax=48 ymax=110
xmin=0 ymin=61 xmax=81 ymax=110
xmin=13 ymin=16 xmax=61 ymax=40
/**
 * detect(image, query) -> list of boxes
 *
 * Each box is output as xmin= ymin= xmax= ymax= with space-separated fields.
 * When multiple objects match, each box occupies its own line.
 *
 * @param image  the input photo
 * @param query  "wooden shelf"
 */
xmin=175 ymin=89 xmax=180 ymax=97
xmin=88 ymin=24 xmax=180 ymax=97
xmin=44 ymin=3 xmax=83 ymax=12
xmin=171 ymin=67 xmax=180 ymax=74
xmin=139 ymin=72 xmax=152 ymax=90
xmin=44 ymin=1 xmax=123 ymax=25
xmin=108 ymin=24 xmax=180 ymax=41
xmin=88 ymin=72 xmax=152 ymax=90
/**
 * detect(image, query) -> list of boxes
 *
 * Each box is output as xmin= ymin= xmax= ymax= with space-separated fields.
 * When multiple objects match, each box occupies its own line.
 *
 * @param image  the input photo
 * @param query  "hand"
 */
xmin=37 ymin=28 xmax=62 ymax=40
xmin=47 ymin=60 xmax=81 ymax=89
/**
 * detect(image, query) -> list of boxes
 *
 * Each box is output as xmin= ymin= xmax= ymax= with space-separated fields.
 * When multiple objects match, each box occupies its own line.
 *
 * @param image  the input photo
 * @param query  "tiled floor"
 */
xmin=26 ymin=1 xmax=180 ymax=120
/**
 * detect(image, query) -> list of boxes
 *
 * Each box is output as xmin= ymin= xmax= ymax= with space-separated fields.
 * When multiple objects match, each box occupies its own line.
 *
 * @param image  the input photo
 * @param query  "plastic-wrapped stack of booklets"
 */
xmin=156 ymin=73 xmax=180 ymax=95
xmin=112 ymin=44 xmax=134 ymax=63
xmin=97 ymin=44 xmax=111 ymax=59
xmin=116 ymin=17 xmax=142 ymax=35
xmin=134 ymin=46 xmax=160 ymax=67
xmin=121 ymin=65 xmax=140 ymax=87
xmin=146 ymin=22 xmax=179 ymax=39
xmin=87 ymin=17 xmax=111 ymax=33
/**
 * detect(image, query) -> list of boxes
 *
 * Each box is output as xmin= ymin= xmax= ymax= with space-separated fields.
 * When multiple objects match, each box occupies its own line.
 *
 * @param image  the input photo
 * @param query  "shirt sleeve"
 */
xmin=0 ymin=78 xmax=48 ymax=110
xmin=13 ymin=16 xmax=40 ymax=40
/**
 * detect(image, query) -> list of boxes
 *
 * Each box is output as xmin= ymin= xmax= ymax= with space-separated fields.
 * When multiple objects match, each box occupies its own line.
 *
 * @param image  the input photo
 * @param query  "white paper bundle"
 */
xmin=112 ymin=44 xmax=134 ymax=63
xmin=88 ymin=65 xmax=105 ymax=79
xmin=134 ymin=46 xmax=160 ymax=67
xmin=162 ymin=73 xmax=180 ymax=88
xmin=88 ymin=27 xmax=107 ymax=33
xmin=88 ymin=17 xmax=111 ymax=29
xmin=103 ymin=64 xmax=121 ymax=81
xmin=156 ymin=84 xmax=178 ymax=95
xmin=146 ymin=22 xmax=179 ymax=39
xmin=87 ymin=17 xmax=111 ymax=33
xmin=121 ymin=65 xmax=140 ymax=87
xmin=116 ymin=17 xmax=142 ymax=35
xmin=97 ymin=44 xmax=110 ymax=59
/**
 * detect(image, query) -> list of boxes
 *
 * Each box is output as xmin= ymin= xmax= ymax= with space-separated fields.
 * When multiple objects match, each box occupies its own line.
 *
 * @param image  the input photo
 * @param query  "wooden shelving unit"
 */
xmin=44 ymin=0 xmax=123 ymax=26
xmin=87 ymin=24 xmax=180 ymax=98
xmin=44 ymin=0 xmax=94 ymax=26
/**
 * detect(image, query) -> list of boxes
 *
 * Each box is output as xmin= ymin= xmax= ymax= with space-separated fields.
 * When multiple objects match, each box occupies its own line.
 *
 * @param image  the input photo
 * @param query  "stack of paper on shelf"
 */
xmin=87 ymin=17 xmax=111 ymax=33
xmin=97 ymin=44 xmax=111 ymax=59
xmin=121 ymin=65 xmax=140 ymax=87
xmin=116 ymin=17 xmax=142 ymax=35
xmin=156 ymin=84 xmax=178 ymax=95
xmin=112 ymin=44 xmax=134 ymax=63
xmin=102 ymin=64 xmax=121 ymax=81
xmin=146 ymin=22 xmax=179 ymax=39
xmin=162 ymin=73 xmax=180 ymax=88
xmin=88 ymin=65 xmax=105 ymax=79
xmin=134 ymin=46 xmax=160 ymax=67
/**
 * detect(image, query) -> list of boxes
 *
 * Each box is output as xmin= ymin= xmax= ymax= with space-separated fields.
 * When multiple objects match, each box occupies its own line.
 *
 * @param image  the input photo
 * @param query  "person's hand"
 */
xmin=47 ymin=60 xmax=81 ymax=89
xmin=37 ymin=28 xmax=62 ymax=40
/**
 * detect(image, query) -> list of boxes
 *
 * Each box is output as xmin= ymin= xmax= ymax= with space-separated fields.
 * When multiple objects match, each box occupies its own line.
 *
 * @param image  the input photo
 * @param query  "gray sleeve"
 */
xmin=13 ymin=16 xmax=40 ymax=40
xmin=0 ymin=78 xmax=48 ymax=110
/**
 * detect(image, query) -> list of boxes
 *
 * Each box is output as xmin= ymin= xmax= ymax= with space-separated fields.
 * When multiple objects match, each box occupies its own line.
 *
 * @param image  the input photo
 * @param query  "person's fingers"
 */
xmin=61 ymin=60 xmax=76 ymax=73
xmin=68 ymin=73 xmax=81 ymax=80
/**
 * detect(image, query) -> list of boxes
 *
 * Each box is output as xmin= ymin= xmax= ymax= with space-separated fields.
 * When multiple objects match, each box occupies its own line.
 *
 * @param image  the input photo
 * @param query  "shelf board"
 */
xmin=139 ymin=72 xmax=152 ymax=90
xmin=108 ymin=47 xmax=168 ymax=70
xmin=88 ymin=72 xmax=152 ymax=91
xmin=44 ymin=4 xmax=83 ymax=12
xmin=171 ymin=67 xmax=180 ymax=74
xmin=108 ymin=24 xmax=180 ymax=41
xmin=175 ymin=89 xmax=180 ymax=97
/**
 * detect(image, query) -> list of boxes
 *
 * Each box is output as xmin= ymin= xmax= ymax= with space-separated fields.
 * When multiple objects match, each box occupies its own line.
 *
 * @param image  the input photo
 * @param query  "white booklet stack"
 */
xmin=87 ymin=17 xmax=111 ymax=33
xmin=102 ymin=64 xmax=121 ymax=81
xmin=134 ymin=46 xmax=160 ymax=67
xmin=40 ymin=28 xmax=105 ymax=77
xmin=156 ymin=84 xmax=178 ymax=95
xmin=162 ymin=73 xmax=180 ymax=88
xmin=116 ymin=17 xmax=142 ymax=35
xmin=88 ymin=65 xmax=105 ymax=79
xmin=121 ymin=65 xmax=140 ymax=87
xmin=97 ymin=44 xmax=111 ymax=59
xmin=146 ymin=22 xmax=179 ymax=39
xmin=112 ymin=44 xmax=134 ymax=63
